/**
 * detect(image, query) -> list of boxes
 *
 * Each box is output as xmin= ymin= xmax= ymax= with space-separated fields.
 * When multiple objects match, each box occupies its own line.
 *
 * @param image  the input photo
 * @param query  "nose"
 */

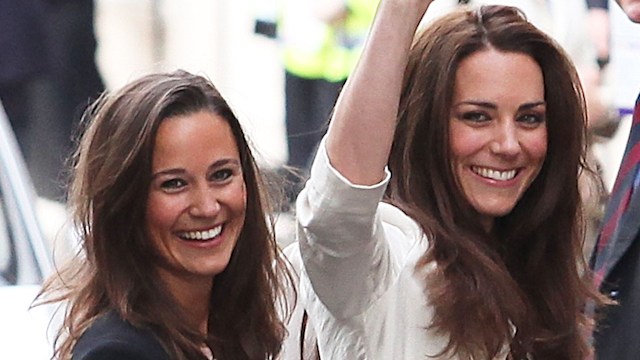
xmin=189 ymin=185 xmax=221 ymax=217
xmin=489 ymin=120 xmax=521 ymax=157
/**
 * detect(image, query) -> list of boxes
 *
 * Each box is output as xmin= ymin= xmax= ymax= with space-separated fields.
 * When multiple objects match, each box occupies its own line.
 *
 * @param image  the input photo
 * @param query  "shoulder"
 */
xmin=72 ymin=311 xmax=170 ymax=360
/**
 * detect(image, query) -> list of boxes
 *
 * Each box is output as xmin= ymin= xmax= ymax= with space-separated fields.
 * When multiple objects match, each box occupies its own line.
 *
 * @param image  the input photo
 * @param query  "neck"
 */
xmin=157 ymin=267 xmax=213 ymax=334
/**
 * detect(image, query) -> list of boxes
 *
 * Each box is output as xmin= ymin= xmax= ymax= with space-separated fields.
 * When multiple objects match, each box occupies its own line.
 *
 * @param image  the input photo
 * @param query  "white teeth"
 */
xmin=180 ymin=225 xmax=222 ymax=241
xmin=472 ymin=166 xmax=516 ymax=181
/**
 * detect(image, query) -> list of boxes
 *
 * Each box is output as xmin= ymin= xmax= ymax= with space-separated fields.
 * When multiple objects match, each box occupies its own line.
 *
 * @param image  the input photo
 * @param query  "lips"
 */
xmin=471 ymin=166 xmax=517 ymax=181
xmin=178 ymin=225 xmax=222 ymax=241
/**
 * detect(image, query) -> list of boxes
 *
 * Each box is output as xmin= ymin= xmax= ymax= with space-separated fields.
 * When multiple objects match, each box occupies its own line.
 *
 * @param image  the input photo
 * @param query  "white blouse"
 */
xmin=280 ymin=141 xmax=507 ymax=360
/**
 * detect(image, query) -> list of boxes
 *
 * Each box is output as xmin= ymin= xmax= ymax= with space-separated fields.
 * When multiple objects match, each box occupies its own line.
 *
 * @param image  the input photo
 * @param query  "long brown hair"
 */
xmin=387 ymin=6 xmax=603 ymax=359
xmin=38 ymin=70 xmax=292 ymax=359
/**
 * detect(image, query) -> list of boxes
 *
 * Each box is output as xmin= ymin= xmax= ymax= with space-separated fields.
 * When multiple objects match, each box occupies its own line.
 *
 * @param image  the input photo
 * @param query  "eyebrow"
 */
xmin=455 ymin=100 xmax=546 ymax=110
xmin=151 ymin=158 xmax=241 ymax=179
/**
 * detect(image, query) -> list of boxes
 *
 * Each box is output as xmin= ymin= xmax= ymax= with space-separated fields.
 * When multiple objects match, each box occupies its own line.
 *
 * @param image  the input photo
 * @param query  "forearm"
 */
xmin=325 ymin=0 xmax=432 ymax=186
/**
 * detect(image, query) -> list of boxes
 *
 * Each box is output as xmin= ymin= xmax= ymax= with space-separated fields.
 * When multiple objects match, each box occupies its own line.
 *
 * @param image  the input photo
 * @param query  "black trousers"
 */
xmin=0 ymin=0 xmax=104 ymax=201
xmin=284 ymin=71 xmax=345 ymax=171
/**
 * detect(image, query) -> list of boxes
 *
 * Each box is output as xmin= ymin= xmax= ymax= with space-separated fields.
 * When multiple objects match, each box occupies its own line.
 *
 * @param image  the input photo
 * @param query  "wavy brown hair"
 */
xmin=38 ymin=70 xmax=292 ymax=359
xmin=386 ymin=6 xmax=604 ymax=359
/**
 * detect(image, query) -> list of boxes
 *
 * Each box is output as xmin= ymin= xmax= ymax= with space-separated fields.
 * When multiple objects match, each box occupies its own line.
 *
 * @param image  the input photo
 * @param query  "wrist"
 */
xmin=377 ymin=0 xmax=432 ymax=29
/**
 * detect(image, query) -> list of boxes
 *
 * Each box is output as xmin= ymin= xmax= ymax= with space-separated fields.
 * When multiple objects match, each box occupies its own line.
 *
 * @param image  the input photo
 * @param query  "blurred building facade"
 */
xmin=95 ymin=0 xmax=287 ymax=166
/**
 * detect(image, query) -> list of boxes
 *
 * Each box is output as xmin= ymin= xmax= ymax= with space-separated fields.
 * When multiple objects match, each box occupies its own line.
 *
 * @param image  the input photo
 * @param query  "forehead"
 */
xmin=152 ymin=111 xmax=240 ymax=167
xmin=453 ymin=49 xmax=544 ymax=101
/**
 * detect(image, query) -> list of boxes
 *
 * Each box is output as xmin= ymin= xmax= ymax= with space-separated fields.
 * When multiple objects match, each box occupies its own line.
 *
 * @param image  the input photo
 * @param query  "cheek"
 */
xmin=449 ymin=126 xmax=483 ymax=162
xmin=145 ymin=194 xmax=181 ymax=235
xmin=239 ymin=180 xmax=247 ymax=202
xmin=525 ymin=130 xmax=548 ymax=163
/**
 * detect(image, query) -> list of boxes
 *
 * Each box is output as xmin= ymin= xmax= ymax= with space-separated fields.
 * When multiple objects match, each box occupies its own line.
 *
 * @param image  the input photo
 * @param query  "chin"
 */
xmin=480 ymin=206 xmax=515 ymax=218
xmin=208 ymin=262 xmax=233 ymax=276
xmin=623 ymin=2 xmax=640 ymax=23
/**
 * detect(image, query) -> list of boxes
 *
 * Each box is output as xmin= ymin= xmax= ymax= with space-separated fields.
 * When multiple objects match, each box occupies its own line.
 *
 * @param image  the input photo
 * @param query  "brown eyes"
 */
xmin=158 ymin=169 xmax=237 ymax=191
xmin=460 ymin=111 xmax=489 ymax=122
xmin=160 ymin=178 xmax=186 ymax=190
xmin=458 ymin=111 xmax=545 ymax=126
xmin=210 ymin=169 xmax=233 ymax=182
xmin=518 ymin=113 xmax=546 ymax=125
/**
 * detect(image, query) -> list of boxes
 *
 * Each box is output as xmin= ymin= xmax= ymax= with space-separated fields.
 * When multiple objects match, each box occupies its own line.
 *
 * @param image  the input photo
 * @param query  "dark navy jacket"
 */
xmin=72 ymin=311 xmax=170 ymax=360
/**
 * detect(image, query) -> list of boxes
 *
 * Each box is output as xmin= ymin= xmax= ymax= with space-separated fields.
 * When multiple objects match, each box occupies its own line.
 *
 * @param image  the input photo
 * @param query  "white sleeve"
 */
xmin=278 ymin=243 xmax=305 ymax=360
xmin=295 ymin=139 xmax=394 ymax=319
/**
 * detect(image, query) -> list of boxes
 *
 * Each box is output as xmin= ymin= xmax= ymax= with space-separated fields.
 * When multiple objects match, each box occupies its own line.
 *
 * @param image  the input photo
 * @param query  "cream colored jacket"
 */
xmin=280 ymin=141 xmax=508 ymax=360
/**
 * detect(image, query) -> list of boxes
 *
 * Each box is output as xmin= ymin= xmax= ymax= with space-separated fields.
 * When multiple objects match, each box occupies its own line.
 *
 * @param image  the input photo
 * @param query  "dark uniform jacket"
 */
xmin=592 ymin=94 xmax=640 ymax=359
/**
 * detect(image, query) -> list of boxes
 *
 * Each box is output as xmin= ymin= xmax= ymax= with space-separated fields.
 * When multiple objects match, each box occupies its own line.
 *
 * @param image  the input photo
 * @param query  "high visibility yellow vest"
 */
xmin=281 ymin=0 xmax=377 ymax=82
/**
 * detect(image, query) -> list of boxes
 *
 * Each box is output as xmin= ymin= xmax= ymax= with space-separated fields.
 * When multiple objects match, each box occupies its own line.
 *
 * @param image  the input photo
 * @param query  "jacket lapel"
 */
xmin=601 ymin=164 xmax=640 ymax=281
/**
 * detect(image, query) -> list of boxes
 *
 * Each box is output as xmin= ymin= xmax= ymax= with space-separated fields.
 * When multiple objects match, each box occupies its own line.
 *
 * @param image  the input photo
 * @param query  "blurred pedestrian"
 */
xmin=255 ymin=0 xmax=378 ymax=204
xmin=0 ymin=0 xmax=104 ymax=201
xmin=590 ymin=1 xmax=640 ymax=359
xmin=44 ymin=0 xmax=105 ymax=187
xmin=586 ymin=0 xmax=611 ymax=70
xmin=0 ymin=0 xmax=53 ymax=193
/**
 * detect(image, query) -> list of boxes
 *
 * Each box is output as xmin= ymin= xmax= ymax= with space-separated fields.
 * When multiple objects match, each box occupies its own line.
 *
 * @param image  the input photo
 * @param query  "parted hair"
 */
xmin=386 ymin=6 xmax=604 ymax=359
xmin=39 ymin=70 xmax=292 ymax=360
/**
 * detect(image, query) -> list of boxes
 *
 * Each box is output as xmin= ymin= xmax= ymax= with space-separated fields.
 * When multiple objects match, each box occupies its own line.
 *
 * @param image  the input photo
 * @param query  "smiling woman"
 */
xmin=36 ymin=70 xmax=293 ymax=360
xmin=282 ymin=2 xmax=608 ymax=359
xmin=147 ymin=111 xmax=248 ymax=306
xmin=449 ymin=50 xmax=548 ymax=230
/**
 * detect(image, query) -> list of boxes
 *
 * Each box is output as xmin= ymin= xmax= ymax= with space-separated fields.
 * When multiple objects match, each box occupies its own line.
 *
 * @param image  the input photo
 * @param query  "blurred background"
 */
xmin=95 ymin=0 xmax=287 ymax=167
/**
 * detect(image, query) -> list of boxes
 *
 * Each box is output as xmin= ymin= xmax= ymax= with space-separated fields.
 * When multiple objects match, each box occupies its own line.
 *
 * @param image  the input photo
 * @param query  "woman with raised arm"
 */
xmin=284 ymin=0 xmax=605 ymax=359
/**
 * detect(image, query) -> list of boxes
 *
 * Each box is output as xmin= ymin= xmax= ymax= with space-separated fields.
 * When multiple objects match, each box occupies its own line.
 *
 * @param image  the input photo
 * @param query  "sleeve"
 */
xmin=278 ymin=243 xmax=305 ymax=360
xmin=296 ymin=139 xmax=394 ymax=319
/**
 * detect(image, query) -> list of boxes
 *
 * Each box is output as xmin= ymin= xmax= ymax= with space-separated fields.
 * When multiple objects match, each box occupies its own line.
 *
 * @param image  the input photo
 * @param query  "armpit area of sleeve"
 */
xmin=305 ymin=139 xmax=391 ymax=214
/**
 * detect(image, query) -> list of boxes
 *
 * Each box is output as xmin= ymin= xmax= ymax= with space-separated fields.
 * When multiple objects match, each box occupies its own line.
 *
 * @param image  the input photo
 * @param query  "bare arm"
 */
xmin=325 ymin=0 xmax=433 ymax=185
